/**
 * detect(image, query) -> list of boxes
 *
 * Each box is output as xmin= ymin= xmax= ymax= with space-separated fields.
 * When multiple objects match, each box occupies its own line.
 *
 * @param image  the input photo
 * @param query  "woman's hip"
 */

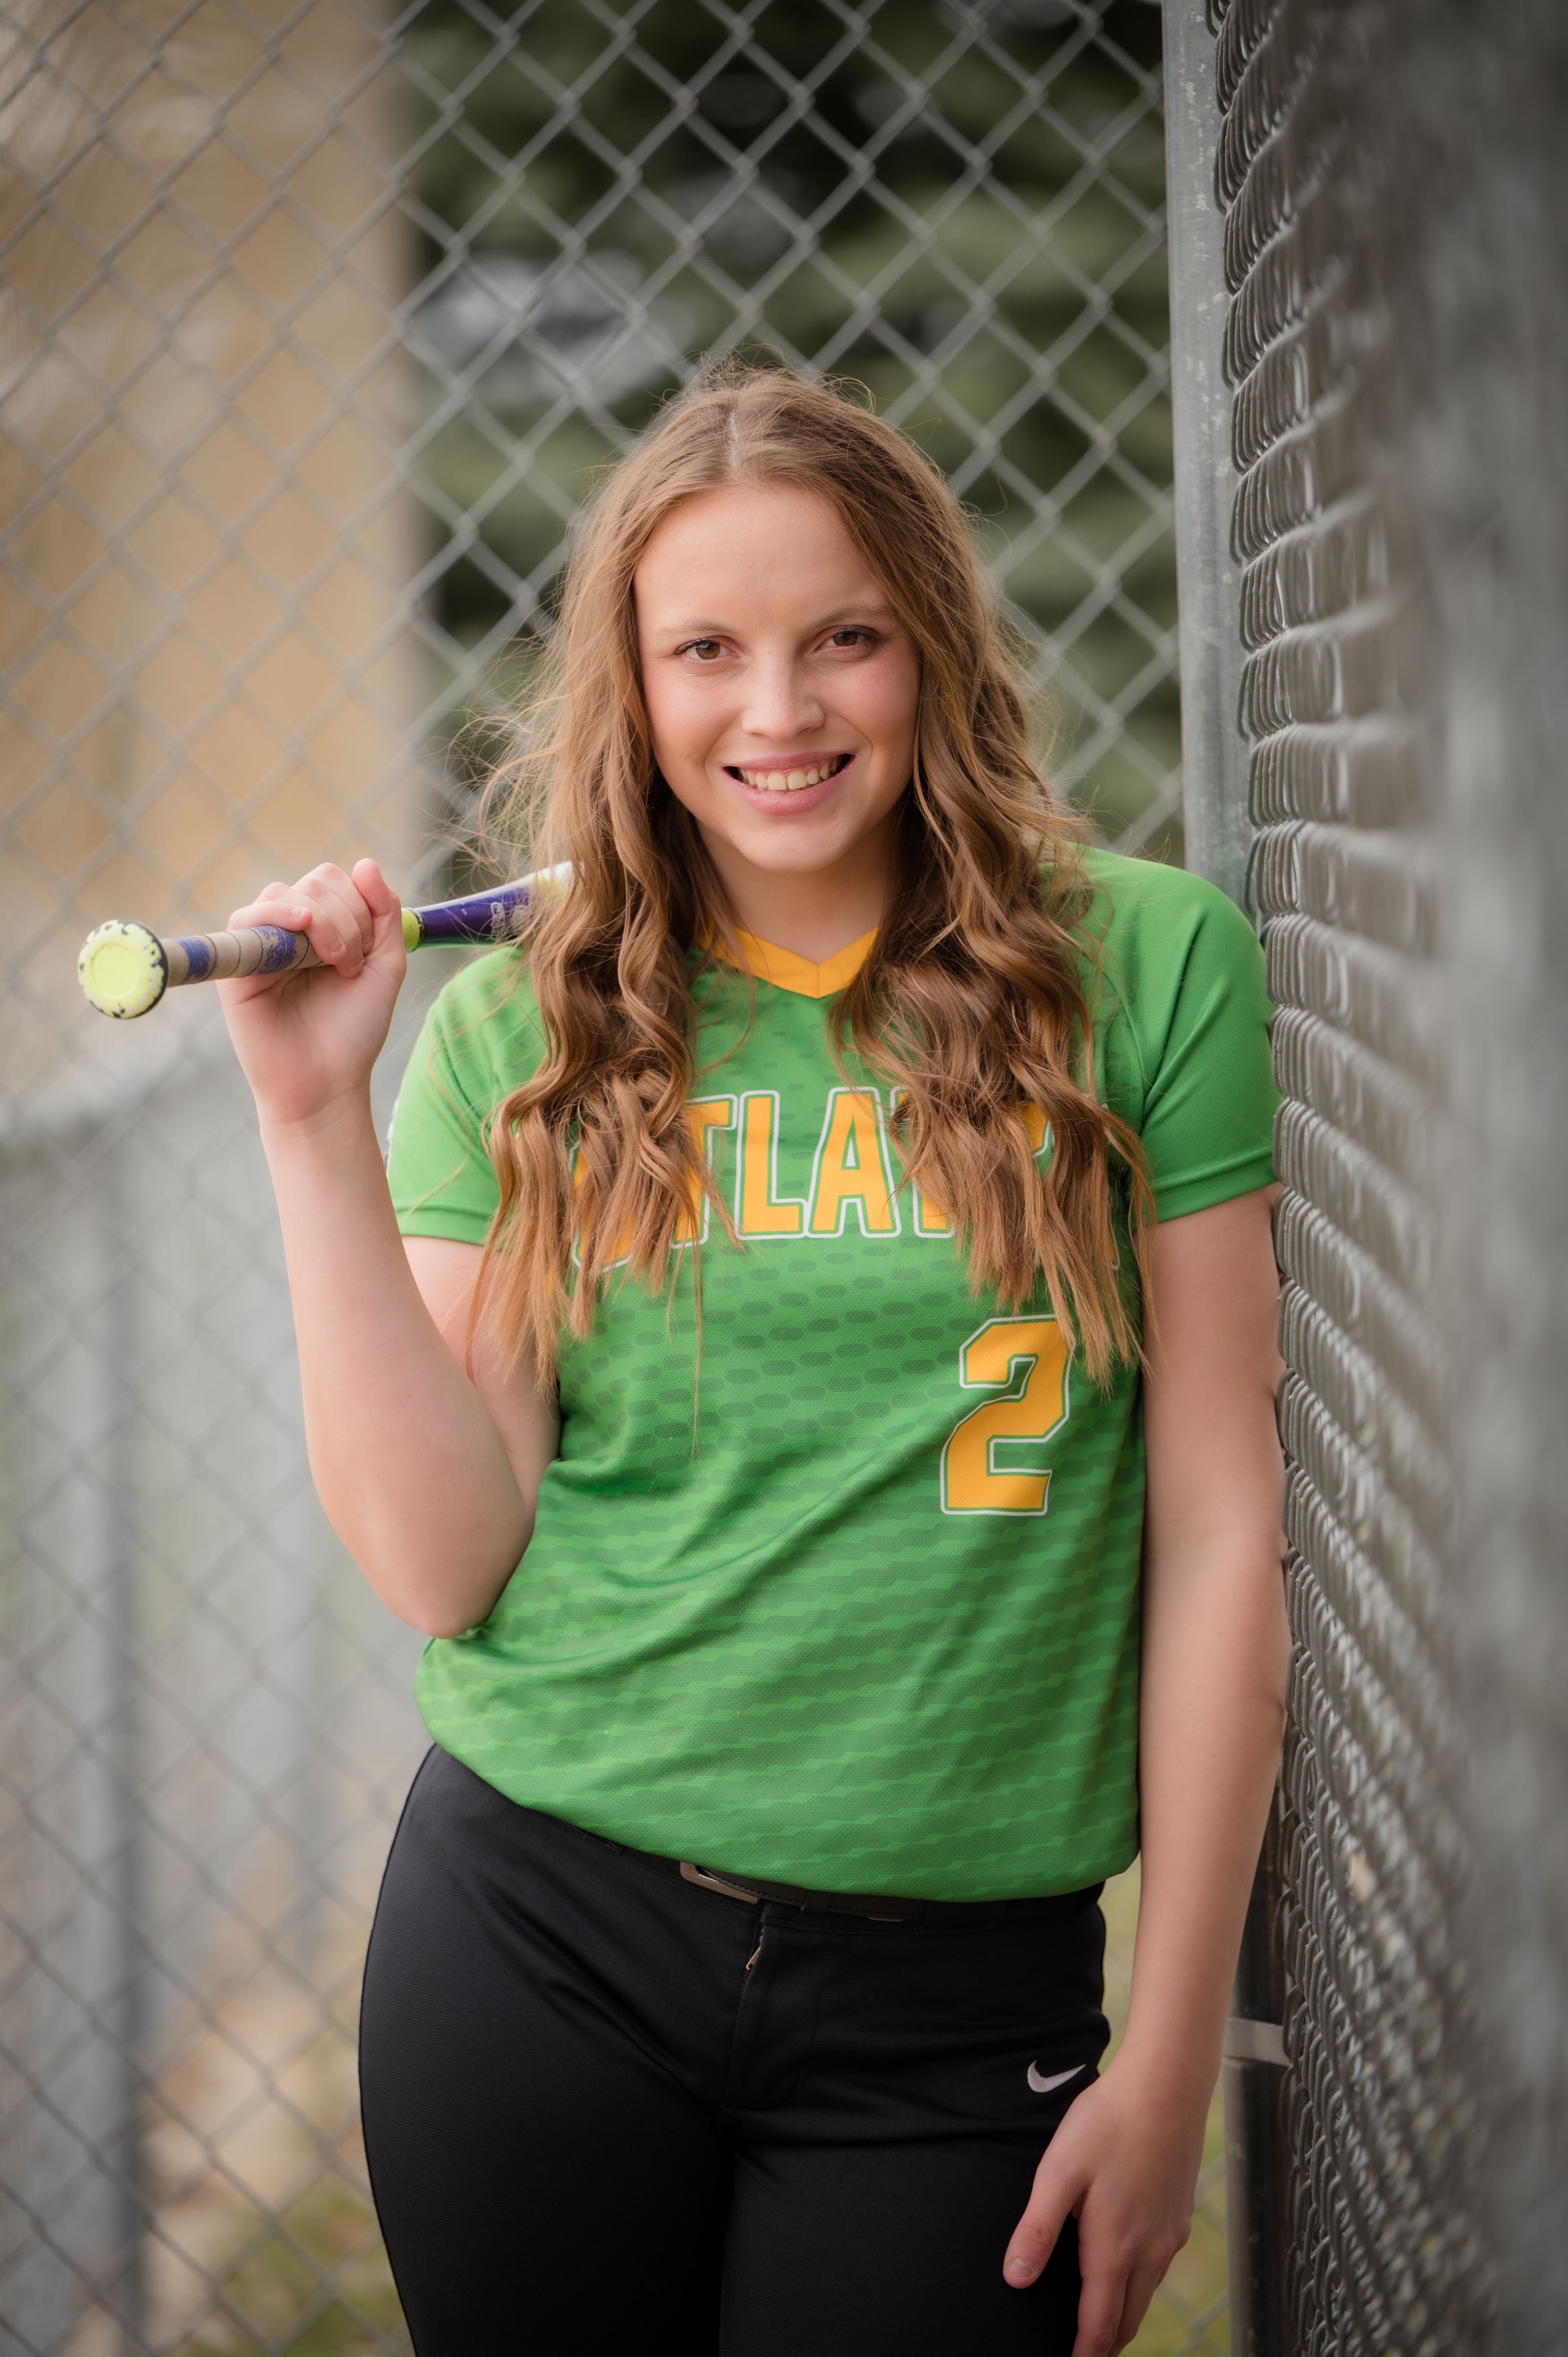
xmin=362 ymin=1744 xmax=1109 ymax=2142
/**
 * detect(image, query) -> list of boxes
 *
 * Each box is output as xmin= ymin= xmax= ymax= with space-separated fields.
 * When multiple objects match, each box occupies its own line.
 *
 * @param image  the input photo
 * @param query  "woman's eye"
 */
xmin=826 ymin=628 xmax=871 ymax=649
xmin=685 ymin=638 xmax=724 ymax=661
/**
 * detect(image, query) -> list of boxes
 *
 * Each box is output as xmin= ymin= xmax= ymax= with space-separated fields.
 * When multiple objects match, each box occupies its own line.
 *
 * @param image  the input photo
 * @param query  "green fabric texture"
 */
xmin=386 ymin=848 xmax=1277 ymax=1900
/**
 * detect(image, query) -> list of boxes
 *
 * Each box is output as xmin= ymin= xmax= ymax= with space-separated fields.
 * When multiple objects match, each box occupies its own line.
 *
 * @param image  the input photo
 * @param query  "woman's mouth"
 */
xmin=723 ymin=751 xmax=855 ymax=794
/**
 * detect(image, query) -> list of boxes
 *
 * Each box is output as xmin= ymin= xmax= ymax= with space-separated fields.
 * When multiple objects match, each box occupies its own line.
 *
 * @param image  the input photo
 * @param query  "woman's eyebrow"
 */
xmin=653 ymin=601 xmax=901 ymax=638
xmin=811 ymin=601 xmax=900 ymax=629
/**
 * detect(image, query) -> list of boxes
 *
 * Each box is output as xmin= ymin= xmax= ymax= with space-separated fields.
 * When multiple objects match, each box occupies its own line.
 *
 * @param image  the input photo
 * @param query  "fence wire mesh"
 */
xmin=0 ymin=3 xmax=1217 ymax=2350
xmin=1199 ymin=0 xmax=1494 ymax=2349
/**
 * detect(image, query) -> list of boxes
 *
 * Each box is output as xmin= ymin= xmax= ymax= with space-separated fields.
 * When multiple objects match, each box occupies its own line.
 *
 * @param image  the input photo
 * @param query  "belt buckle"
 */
xmin=680 ymin=1860 xmax=760 ymax=1905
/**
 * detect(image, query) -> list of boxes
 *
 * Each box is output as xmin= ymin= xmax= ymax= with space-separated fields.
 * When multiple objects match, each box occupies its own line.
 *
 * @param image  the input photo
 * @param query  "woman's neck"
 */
xmin=699 ymin=819 xmax=895 ymax=962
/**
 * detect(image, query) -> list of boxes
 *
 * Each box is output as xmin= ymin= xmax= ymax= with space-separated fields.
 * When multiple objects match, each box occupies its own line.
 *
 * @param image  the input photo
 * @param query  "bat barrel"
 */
xmin=404 ymin=879 xmax=535 ymax=949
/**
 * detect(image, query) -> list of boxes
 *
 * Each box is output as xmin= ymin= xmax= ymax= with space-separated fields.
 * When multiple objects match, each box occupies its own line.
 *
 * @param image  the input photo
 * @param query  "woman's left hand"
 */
xmin=1002 ymin=2051 xmax=1208 ymax=2355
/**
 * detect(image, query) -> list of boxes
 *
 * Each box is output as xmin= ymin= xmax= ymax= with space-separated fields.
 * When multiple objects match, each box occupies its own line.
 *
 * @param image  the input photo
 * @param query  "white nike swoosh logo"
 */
xmin=1027 ymin=2061 xmax=1085 ymax=2094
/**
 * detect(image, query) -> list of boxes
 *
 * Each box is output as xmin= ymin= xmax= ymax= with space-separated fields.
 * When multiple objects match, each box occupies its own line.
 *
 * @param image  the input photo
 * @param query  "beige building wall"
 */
xmin=0 ymin=0 xmax=414 ymax=1099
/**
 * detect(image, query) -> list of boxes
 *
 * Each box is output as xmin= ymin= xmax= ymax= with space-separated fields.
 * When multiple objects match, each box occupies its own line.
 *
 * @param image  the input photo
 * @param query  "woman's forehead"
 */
xmin=634 ymin=484 xmax=891 ymax=622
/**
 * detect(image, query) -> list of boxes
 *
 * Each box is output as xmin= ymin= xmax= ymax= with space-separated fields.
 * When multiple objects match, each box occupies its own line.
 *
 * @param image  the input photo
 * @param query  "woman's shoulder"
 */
xmin=1076 ymin=845 xmax=1257 ymax=960
xmin=1069 ymin=848 xmax=1271 ymax=1108
xmin=416 ymin=945 xmax=546 ymax=1093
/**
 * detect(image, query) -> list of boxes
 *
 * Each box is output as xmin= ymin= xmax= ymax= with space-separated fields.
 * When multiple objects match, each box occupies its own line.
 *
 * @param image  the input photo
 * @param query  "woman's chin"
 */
xmin=718 ymin=822 xmax=873 ymax=882
xmin=693 ymin=788 xmax=905 ymax=883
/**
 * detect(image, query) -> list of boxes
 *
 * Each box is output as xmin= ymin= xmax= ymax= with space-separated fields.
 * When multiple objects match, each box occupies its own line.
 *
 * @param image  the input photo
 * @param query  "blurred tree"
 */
xmin=393 ymin=0 xmax=1177 ymax=854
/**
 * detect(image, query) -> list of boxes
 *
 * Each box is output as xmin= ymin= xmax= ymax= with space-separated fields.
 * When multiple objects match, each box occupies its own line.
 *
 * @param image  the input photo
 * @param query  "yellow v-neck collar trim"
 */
xmin=720 ymin=926 xmax=877 ymax=999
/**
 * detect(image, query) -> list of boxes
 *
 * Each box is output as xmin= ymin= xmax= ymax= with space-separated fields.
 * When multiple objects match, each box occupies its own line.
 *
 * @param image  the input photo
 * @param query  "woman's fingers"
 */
xmin=295 ymin=864 xmax=371 ymax=972
xmin=1003 ymin=2150 xmax=1078 ymax=2288
xmin=1006 ymin=2114 xmax=1183 ymax=2357
xmin=1074 ymin=2206 xmax=1183 ymax=2357
xmin=350 ymin=859 xmax=408 ymax=963
xmin=226 ymin=883 xmax=310 ymax=932
xmin=1108 ymin=2253 xmax=1173 ymax=2355
xmin=351 ymin=856 xmax=397 ymax=925
xmin=1008 ymin=2188 xmax=1167 ymax=2357
xmin=227 ymin=863 xmax=376 ymax=976
xmin=1071 ymin=2254 xmax=1130 ymax=2357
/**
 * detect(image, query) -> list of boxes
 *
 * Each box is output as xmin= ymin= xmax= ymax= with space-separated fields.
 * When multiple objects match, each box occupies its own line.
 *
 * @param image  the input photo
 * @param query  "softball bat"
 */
xmin=77 ymin=869 xmax=569 ymax=1019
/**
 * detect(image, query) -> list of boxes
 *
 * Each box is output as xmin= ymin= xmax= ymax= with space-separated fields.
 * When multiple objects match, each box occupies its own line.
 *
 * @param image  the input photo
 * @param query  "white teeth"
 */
xmin=737 ymin=759 xmax=841 ymax=791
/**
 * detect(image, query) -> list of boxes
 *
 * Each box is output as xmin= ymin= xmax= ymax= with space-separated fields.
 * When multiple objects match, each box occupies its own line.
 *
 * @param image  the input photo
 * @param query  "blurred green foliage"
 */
xmin=174 ymin=2178 xmax=408 ymax=2356
xmin=393 ymin=0 xmax=1180 ymax=854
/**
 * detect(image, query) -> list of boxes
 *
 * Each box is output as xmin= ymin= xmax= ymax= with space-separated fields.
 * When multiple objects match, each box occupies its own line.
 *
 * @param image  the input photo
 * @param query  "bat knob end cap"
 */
xmin=79 ymin=921 xmax=168 ymax=1018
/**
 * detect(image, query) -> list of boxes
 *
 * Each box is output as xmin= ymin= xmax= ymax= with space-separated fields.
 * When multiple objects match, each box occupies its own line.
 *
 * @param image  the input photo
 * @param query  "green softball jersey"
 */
xmin=387 ymin=848 xmax=1277 ymax=1900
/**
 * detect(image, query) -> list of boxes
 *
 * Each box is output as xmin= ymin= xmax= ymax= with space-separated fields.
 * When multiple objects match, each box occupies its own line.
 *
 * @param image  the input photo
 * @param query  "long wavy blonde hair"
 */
xmin=476 ymin=364 xmax=1153 ymax=1387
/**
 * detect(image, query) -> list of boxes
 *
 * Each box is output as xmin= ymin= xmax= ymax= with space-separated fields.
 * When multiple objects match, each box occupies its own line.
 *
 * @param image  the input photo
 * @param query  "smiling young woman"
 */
xmin=218 ymin=367 xmax=1287 ymax=2357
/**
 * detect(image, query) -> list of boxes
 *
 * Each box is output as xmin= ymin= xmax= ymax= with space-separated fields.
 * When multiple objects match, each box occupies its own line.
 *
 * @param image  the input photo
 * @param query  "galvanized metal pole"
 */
xmin=1220 ymin=1799 xmax=1290 ymax=2357
xmin=1161 ymin=7 xmax=1291 ymax=2353
xmin=1161 ymin=0 xmax=1249 ymax=903
xmin=99 ymin=1153 xmax=150 ymax=2355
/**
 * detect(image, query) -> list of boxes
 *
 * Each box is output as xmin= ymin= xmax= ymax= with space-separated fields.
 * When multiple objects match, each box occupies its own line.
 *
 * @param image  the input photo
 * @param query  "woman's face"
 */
xmin=633 ymin=483 xmax=921 ymax=917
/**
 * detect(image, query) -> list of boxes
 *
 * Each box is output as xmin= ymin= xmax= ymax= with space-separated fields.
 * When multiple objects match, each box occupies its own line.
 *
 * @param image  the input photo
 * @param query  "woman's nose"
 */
xmin=741 ymin=655 xmax=825 ymax=740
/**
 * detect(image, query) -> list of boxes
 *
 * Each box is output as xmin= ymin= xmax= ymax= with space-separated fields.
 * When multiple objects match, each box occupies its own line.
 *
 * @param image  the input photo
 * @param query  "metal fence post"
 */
xmin=1161 ymin=11 xmax=1292 ymax=2351
xmin=1221 ymin=1805 xmax=1289 ymax=2357
xmin=96 ymin=1149 xmax=150 ymax=2354
xmin=1161 ymin=0 xmax=1247 ymax=901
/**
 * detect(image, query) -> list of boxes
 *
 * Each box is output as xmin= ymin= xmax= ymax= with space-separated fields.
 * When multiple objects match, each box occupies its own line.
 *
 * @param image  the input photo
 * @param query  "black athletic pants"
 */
xmin=360 ymin=1747 xmax=1109 ymax=2355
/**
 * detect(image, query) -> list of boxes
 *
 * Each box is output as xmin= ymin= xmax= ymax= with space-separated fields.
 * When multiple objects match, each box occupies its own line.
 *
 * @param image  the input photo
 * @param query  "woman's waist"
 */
xmin=418 ymin=1741 xmax=1125 ymax=1917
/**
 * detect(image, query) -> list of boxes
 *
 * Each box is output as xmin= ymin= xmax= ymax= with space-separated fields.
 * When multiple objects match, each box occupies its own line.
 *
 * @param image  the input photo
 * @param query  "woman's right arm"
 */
xmin=220 ymin=858 xmax=557 ymax=1638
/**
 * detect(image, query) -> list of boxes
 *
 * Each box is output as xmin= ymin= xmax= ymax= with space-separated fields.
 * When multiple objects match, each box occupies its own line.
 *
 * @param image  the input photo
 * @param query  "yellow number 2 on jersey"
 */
xmin=940 ymin=1316 xmax=1071 ymax=1515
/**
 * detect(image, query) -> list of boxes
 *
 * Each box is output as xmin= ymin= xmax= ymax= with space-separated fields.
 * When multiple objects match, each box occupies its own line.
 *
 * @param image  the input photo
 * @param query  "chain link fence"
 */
xmin=1205 ymin=5 xmax=1480 ymax=2339
xmin=0 ymin=4 xmax=1226 ymax=2351
xmin=1178 ymin=2 xmax=1568 ymax=2351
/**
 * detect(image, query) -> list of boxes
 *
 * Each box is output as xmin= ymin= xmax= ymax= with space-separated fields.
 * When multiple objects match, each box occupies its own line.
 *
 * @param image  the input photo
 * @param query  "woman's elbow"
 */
xmin=362 ymin=1529 xmax=529 ymax=1641
xmin=376 ymin=1579 xmax=498 ymax=1643
xmin=411 ymin=1605 xmax=485 ymax=1641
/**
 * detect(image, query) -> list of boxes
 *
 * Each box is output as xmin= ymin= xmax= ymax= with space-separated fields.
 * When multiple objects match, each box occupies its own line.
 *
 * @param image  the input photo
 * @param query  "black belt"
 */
xmin=679 ymin=1859 xmax=1099 ymax=1928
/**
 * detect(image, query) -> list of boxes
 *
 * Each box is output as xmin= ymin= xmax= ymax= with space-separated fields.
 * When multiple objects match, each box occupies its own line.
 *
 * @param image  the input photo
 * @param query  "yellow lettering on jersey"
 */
xmin=677 ymin=1097 xmax=738 ymax=1245
xmin=736 ymin=1092 xmax=805 ymax=1238
xmin=808 ymin=1088 xmax=900 ymax=1237
xmin=940 ymin=1316 xmax=1070 ymax=1515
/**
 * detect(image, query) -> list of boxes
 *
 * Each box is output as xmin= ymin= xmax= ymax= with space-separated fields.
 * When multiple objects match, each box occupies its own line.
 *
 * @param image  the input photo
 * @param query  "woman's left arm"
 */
xmin=1003 ymin=1184 xmax=1290 ymax=2355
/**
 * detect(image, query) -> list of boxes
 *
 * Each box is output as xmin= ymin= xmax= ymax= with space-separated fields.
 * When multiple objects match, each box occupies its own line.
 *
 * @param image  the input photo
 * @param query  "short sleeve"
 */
xmin=387 ymin=954 xmax=542 ymax=1244
xmin=1134 ymin=881 xmax=1278 ymax=1222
